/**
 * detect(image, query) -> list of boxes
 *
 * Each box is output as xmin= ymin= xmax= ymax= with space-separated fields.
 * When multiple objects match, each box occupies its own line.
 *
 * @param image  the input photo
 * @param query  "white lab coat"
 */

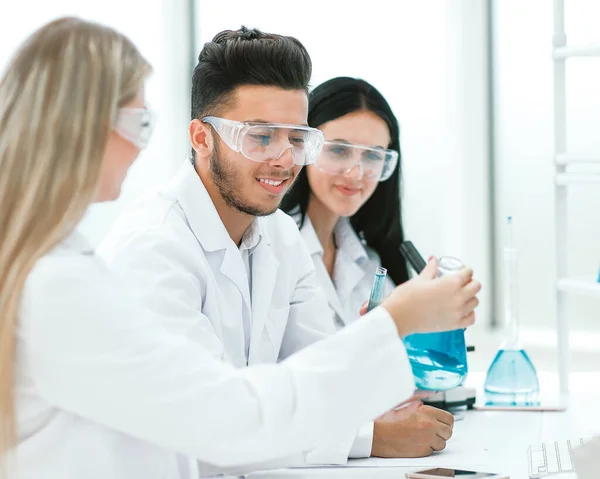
xmin=14 ymin=228 xmax=415 ymax=479
xmin=293 ymin=215 xmax=397 ymax=455
xmin=98 ymin=159 xmax=408 ymax=473
xmin=100 ymin=159 xmax=335 ymax=370
xmin=296 ymin=215 xmax=396 ymax=330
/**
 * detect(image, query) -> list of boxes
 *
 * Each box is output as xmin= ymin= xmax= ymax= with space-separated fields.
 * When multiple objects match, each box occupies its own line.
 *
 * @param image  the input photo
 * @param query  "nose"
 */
xmin=269 ymin=145 xmax=296 ymax=170
xmin=343 ymin=162 xmax=364 ymax=181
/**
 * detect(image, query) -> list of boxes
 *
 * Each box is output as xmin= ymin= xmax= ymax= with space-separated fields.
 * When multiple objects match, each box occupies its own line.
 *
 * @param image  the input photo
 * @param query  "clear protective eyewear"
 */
xmin=114 ymin=107 xmax=155 ymax=150
xmin=201 ymin=116 xmax=324 ymax=166
xmin=315 ymin=140 xmax=399 ymax=182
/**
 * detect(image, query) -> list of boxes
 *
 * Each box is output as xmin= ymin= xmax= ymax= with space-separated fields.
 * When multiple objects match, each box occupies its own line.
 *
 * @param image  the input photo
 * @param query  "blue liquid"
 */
xmin=403 ymin=330 xmax=468 ymax=391
xmin=484 ymin=348 xmax=540 ymax=405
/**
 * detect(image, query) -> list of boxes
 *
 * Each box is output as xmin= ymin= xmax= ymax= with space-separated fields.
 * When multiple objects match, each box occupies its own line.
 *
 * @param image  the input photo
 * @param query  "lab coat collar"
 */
xmin=297 ymin=215 xmax=369 ymax=269
xmin=170 ymin=159 xmax=278 ymax=358
xmin=239 ymin=217 xmax=264 ymax=254
xmin=334 ymin=217 xmax=369 ymax=265
xmin=59 ymin=229 xmax=94 ymax=255
xmin=298 ymin=216 xmax=346 ymax=325
xmin=297 ymin=214 xmax=369 ymax=266
xmin=332 ymin=218 xmax=369 ymax=326
xmin=170 ymin=158 xmax=270 ymax=252
xmin=297 ymin=214 xmax=324 ymax=257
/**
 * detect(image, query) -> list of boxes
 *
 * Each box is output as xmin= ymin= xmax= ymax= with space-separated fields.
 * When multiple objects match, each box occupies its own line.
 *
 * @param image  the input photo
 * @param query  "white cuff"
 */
xmin=304 ymin=434 xmax=354 ymax=465
xmin=349 ymin=421 xmax=374 ymax=458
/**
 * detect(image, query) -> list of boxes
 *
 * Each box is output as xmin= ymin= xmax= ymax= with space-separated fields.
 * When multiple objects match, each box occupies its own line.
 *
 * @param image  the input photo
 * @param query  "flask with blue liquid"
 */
xmin=484 ymin=216 xmax=539 ymax=405
xmin=396 ymin=243 xmax=469 ymax=391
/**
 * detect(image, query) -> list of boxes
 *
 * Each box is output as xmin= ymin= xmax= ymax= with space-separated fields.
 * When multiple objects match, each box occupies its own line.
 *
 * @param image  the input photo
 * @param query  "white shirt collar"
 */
xmin=297 ymin=214 xmax=369 ymax=266
xmin=239 ymin=219 xmax=263 ymax=254
xmin=170 ymin=159 xmax=271 ymax=252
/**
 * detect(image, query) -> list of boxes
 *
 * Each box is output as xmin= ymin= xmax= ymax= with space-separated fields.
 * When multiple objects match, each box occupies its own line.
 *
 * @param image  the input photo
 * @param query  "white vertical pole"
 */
xmin=160 ymin=0 xmax=193 ymax=174
xmin=553 ymin=0 xmax=570 ymax=397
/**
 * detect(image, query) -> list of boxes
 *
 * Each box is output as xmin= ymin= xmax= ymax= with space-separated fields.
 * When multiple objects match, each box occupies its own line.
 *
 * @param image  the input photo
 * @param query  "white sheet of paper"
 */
xmin=345 ymin=444 xmax=490 ymax=469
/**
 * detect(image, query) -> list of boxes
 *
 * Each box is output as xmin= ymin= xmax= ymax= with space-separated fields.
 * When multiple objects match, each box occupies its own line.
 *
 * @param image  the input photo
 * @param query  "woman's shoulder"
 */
xmin=28 ymin=233 xmax=107 ymax=287
xmin=22 ymin=233 xmax=125 ymax=330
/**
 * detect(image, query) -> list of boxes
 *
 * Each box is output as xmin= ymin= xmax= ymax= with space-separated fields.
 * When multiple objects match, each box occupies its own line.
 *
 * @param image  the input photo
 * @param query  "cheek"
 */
xmin=362 ymin=178 xmax=379 ymax=198
xmin=236 ymin=156 xmax=259 ymax=186
xmin=108 ymin=133 xmax=139 ymax=168
xmin=307 ymin=166 xmax=336 ymax=202
xmin=103 ymin=134 xmax=140 ymax=184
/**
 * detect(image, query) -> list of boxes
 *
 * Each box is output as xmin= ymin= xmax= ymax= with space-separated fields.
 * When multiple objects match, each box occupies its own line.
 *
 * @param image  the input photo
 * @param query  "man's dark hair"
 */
xmin=191 ymin=26 xmax=312 ymax=120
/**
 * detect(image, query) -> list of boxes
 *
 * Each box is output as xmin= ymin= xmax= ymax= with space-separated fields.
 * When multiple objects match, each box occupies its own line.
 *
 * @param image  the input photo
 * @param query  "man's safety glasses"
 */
xmin=201 ymin=116 xmax=325 ymax=166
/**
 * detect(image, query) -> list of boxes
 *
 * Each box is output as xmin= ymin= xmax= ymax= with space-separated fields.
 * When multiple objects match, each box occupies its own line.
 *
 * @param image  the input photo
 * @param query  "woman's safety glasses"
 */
xmin=314 ymin=140 xmax=399 ymax=182
xmin=114 ymin=107 xmax=155 ymax=150
xmin=201 ymin=116 xmax=325 ymax=166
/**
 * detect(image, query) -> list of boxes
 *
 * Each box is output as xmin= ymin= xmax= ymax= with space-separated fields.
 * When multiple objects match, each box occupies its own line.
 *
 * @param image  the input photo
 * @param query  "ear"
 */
xmin=189 ymin=119 xmax=213 ymax=162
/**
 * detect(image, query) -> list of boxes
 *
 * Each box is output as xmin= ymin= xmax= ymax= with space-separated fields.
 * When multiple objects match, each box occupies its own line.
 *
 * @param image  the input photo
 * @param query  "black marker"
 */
xmin=399 ymin=241 xmax=428 ymax=274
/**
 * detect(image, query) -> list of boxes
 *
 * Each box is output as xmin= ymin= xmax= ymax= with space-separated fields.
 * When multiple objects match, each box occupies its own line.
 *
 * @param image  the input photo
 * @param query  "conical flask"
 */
xmin=484 ymin=216 xmax=540 ymax=405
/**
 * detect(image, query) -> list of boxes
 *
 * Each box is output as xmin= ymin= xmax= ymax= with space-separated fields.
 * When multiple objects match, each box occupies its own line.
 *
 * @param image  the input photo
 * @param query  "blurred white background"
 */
xmin=0 ymin=0 xmax=192 ymax=245
xmin=491 ymin=0 xmax=600 ymax=373
xmin=1 ymin=0 xmax=598 ymax=374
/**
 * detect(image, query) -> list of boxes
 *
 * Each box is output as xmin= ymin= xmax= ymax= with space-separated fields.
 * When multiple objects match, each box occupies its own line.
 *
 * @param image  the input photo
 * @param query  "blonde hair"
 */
xmin=0 ymin=17 xmax=151 ymax=462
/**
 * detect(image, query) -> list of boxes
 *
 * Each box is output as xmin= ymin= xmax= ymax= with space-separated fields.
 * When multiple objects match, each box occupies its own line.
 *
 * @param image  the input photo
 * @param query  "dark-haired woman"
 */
xmin=282 ymin=77 xmax=456 ymax=458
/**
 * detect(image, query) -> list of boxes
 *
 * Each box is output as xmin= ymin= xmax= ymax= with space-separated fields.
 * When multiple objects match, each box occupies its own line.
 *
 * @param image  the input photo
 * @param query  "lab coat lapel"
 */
xmin=333 ymin=260 xmax=366 ymax=326
xmin=171 ymin=159 xmax=251 ymax=309
xmin=332 ymin=218 xmax=369 ymax=325
xmin=299 ymin=217 xmax=346 ymax=324
xmin=315 ymin=259 xmax=347 ymax=327
xmin=248 ymin=224 xmax=280 ymax=364
xmin=218 ymin=248 xmax=252 ymax=311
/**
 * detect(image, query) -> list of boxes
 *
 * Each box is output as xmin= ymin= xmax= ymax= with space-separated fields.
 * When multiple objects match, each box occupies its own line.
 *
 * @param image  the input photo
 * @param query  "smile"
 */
xmin=258 ymin=178 xmax=284 ymax=186
xmin=256 ymin=176 xmax=291 ymax=195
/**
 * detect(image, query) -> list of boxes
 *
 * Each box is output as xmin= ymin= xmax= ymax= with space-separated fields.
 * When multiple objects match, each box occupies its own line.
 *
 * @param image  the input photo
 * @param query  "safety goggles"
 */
xmin=201 ymin=116 xmax=324 ymax=166
xmin=114 ymin=107 xmax=155 ymax=150
xmin=314 ymin=140 xmax=399 ymax=182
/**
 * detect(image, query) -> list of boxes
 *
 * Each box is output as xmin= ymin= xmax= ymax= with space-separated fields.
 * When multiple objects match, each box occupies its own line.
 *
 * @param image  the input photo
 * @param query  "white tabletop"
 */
xmin=247 ymin=373 xmax=600 ymax=479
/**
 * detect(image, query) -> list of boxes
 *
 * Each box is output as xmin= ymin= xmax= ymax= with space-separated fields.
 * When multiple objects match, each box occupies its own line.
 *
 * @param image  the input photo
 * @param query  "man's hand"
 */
xmin=371 ymin=405 xmax=455 ymax=458
xmin=381 ymin=258 xmax=480 ymax=337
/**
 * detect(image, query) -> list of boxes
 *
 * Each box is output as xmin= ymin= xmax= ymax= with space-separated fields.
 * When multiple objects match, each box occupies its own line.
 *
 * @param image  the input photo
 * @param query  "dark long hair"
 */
xmin=281 ymin=77 xmax=409 ymax=285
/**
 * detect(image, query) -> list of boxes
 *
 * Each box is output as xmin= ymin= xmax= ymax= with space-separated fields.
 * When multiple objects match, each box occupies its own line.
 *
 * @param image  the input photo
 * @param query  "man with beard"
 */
xmin=99 ymin=26 xmax=479 ymax=476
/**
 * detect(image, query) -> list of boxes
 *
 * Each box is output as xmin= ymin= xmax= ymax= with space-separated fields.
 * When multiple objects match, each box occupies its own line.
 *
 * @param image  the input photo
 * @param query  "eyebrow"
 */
xmin=246 ymin=118 xmax=309 ymax=127
xmin=329 ymin=138 xmax=387 ymax=149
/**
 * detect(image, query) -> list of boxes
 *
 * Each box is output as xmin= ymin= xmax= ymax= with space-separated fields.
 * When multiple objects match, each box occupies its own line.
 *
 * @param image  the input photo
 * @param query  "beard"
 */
xmin=209 ymin=143 xmax=285 ymax=217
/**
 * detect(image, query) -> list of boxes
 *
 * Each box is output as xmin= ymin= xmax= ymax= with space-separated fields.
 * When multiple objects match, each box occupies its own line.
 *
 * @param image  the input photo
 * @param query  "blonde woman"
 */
xmin=0 ymin=17 xmax=479 ymax=479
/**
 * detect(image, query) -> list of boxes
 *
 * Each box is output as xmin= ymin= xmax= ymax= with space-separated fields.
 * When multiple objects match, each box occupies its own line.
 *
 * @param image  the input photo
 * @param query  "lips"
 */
xmin=334 ymin=185 xmax=361 ymax=196
xmin=256 ymin=176 xmax=291 ymax=194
